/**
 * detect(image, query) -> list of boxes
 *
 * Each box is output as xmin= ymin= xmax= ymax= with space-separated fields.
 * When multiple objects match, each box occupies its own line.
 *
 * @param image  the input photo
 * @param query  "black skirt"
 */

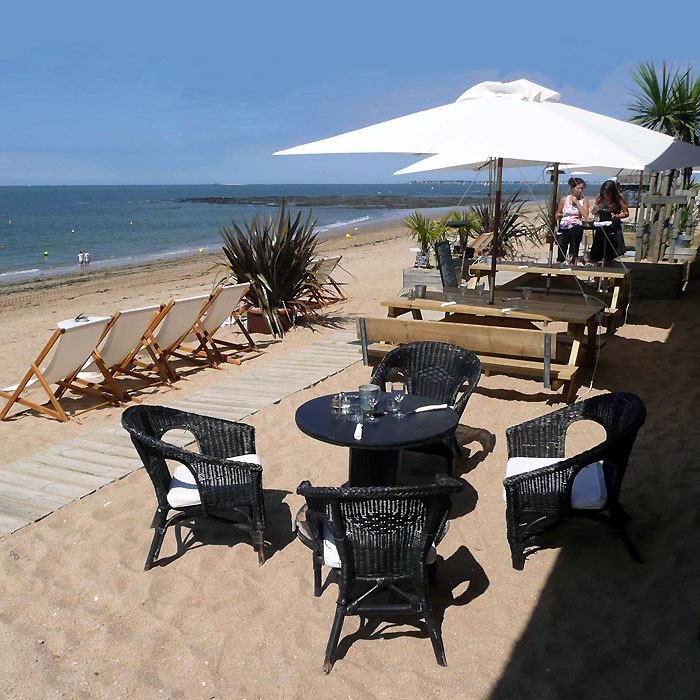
xmin=590 ymin=214 xmax=624 ymax=262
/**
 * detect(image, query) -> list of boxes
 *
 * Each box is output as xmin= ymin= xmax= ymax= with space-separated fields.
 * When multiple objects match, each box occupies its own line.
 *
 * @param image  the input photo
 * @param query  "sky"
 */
xmin=0 ymin=0 xmax=698 ymax=185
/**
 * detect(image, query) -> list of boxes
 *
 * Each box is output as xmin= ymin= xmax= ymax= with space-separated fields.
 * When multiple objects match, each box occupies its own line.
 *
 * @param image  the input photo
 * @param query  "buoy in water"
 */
xmin=70 ymin=228 xmax=75 ymax=233
xmin=199 ymin=248 xmax=205 ymax=254
xmin=8 ymin=219 xmax=12 ymax=224
xmin=43 ymin=251 xmax=49 ymax=256
xmin=129 ymin=221 xmax=134 ymax=225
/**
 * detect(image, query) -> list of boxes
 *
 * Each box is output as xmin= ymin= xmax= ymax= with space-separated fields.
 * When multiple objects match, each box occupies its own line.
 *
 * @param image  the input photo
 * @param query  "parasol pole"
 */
xmin=546 ymin=162 xmax=560 ymax=294
xmin=488 ymin=157 xmax=504 ymax=305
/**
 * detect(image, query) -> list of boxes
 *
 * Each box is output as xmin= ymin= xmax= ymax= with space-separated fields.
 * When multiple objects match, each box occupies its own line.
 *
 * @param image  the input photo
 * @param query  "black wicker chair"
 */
xmin=297 ymin=475 xmax=462 ymax=673
xmin=371 ymin=341 xmax=482 ymax=475
xmin=504 ymin=392 xmax=647 ymax=570
xmin=122 ymin=405 xmax=266 ymax=570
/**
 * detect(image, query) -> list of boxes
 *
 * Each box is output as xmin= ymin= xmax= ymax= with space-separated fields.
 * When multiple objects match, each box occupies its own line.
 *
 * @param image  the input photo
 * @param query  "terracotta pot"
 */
xmin=246 ymin=306 xmax=296 ymax=335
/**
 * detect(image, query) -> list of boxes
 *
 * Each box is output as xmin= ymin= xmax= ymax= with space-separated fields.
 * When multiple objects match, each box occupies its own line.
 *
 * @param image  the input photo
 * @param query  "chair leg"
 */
xmin=323 ymin=604 xmax=346 ymax=674
xmin=610 ymin=505 xmax=643 ymax=564
xmin=424 ymin=608 xmax=447 ymax=667
xmin=427 ymin=560 xmax=437 ymax=586
xmin=253 ymin=529 xmax=266 ymax=566
xmin=313 ymin=554 xmax=323 ymax=597
xmin=509 ymin=541 xmax=526 ymax=570
xmin=145 ymin=509 xmax=168 ymax=571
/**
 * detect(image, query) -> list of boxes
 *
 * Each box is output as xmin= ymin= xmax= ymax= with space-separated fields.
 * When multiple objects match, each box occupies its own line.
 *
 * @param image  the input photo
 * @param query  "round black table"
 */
xmin=295 ymin=392 xmax=459 ymax=486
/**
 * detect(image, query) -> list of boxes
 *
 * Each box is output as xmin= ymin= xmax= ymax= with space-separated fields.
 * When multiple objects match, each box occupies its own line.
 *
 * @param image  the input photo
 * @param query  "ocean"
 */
xmin=0 ymin=183 xmax=550 ymax=284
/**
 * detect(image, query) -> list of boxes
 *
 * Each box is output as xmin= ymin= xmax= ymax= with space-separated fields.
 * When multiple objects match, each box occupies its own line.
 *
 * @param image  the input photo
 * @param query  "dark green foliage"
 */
xmin=220 ymin=201 xmax=323 ymax=337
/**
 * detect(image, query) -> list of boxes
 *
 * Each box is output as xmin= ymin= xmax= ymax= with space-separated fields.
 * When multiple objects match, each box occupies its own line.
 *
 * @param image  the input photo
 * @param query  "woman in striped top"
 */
xmin=555 ymin=177 xmax=589 ymax=264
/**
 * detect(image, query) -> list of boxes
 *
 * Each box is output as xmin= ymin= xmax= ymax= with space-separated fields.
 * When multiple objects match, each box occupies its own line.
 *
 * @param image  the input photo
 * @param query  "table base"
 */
xmin=349 ymin=448 xmax=402 ymax=487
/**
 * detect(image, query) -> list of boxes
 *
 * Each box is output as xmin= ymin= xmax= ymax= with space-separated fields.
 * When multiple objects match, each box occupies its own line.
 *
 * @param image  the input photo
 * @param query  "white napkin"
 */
xmin=441 ymin=301 xmax=457 ymax=307
xmin=594 ymin=221 xmax=612 ymax=227
xmin=353 ymin=423 xmax=363 ymax=440
xmin=501 ymin=307 xmax=513 ymax=313
xmin=413 ymin=404 xmax=449 ymax=413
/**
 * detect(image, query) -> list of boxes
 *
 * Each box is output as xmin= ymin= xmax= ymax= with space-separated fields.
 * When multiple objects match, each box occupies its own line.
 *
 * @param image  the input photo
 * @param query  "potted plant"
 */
xmin=220 ymin=202 xmax=324 ymax=337
xmin=405 ymin=210 xmax=463 ymax=267
xmin=471 ymin=191 xmax=541 ymax=257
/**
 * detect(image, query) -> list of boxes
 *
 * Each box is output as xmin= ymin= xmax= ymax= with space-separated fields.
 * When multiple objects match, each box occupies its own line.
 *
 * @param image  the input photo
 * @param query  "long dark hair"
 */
xmin=568 ymin=177 xmax=586 ymax=190
xmin=597 ymin=179 xmax=627 ymax=211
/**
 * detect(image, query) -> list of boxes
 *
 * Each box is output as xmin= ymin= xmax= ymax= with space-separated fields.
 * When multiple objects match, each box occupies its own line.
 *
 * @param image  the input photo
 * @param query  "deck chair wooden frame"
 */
xmin=179 ymin=284 xmax=257 ymax=366
xmin=132 ymin=295 xmax=211 ymax=383
xmin=0 ymin=316 xmax=113 ymax=422
xmin=308 ymin=256 xmax=347 ymax=306
xmin=63 ymin=304 xmax=165 ymax=404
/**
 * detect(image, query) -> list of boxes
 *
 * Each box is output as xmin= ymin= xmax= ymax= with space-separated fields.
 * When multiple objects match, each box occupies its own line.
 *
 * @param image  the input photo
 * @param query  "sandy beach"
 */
xmin=0 ymin=221 xmax=699 ymax=698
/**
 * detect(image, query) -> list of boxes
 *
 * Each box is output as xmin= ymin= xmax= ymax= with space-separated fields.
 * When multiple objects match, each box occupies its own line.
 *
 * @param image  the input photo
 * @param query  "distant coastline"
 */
xmin=183 ymin=195 xmax=486 ymax=208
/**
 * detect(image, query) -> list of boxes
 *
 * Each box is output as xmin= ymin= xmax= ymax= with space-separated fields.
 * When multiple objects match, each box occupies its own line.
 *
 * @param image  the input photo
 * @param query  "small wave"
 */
xmin=317 ymin=215 xmax=371 ymax=233
xmin=0 ymin=267 xmax=40 ymax=277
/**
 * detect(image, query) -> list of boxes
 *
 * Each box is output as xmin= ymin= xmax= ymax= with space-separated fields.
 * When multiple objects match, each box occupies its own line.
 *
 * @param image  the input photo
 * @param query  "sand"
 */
xmin=0 ymin=221 xmax=699 ymax=698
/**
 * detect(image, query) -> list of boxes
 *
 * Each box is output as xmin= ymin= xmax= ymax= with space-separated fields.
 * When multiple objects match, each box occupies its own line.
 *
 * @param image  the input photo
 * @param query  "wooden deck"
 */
xmin=0 ymin=329 xmax=360 ymax=537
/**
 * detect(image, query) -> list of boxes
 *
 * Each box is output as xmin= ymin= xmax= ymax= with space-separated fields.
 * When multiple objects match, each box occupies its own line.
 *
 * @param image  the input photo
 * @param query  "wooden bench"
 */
xmin=356 ymin=316 xmax=580 ymax=403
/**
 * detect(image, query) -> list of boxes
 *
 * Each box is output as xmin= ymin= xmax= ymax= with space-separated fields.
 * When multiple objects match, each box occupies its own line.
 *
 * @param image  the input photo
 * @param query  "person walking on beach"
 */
xmin=84 ymin=250 xmax=91 ymax=267
xmin=78 ymin=250 xmax=85 ymax=267
xmin=555 ymin=177 xmax=588 ymax=264
xmin=590 ymin=180 xmax=629 ymax=266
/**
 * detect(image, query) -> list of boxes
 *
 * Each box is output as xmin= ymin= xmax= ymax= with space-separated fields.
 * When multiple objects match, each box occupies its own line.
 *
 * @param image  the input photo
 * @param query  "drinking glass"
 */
xmin=340 ymin=394 xmax=352 ymax=415
xmin=392 ymin=381 xmax=406 ymax=418
xmin=476 ymin=282 xmax=486 ymax=298
xmin=365 ymin=395 xmax=378 ymax=422
xmin=522 ymin=288 xmax=532 ymax=301
xmin=349 ymin=403 xmax=363 ymax=423
xmin=331 ymin=392 xmax=344 ymax=411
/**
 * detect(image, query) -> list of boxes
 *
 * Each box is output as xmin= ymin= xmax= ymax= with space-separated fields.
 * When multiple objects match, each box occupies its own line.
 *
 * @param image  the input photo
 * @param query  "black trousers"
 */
xmin=556 ymin=225 xmax=583 ymax=262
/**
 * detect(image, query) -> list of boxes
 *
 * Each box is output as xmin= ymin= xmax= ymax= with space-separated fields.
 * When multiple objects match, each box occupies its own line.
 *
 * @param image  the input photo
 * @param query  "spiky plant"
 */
xmin=220 ymin=201 xmax=324 ymax=337
xmin=404 ymin=210 xmax=441 ymax=255
xmin=470 ymin=191 xmax=541 ymax=257
xmin=628 ymin=61 xmax=700 ymax=144
xmin=443 ymin=209 xmax=481 ymax=250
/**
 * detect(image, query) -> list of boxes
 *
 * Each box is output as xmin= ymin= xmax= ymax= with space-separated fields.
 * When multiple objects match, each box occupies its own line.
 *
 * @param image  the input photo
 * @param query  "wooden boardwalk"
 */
xmin=0 ymin=330 xmax=360 ymax=537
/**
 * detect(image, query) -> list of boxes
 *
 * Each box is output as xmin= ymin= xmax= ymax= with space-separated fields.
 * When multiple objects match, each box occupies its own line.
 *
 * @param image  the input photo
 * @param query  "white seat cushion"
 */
xmin=166 ymin=453 xmax=261 ymax=509
xmin=505 ymin=457 xmax=607 ymax=510
xmin=321 ymin=523 xmax=437 ymax=568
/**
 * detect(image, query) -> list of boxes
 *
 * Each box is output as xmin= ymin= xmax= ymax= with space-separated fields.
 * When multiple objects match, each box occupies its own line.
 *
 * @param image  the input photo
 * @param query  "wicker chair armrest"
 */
xmin=506 ymin=412 xmax=570 ymax=459
xmin=503 ymin=456 xmax=590 ymax=511
xmin=168 ymin=448 xmax=264 ymax=522
xmin=167 ymin=414 xmax=256 ymax=459
xmin=453 ymin=379 xmax=477 ymax=417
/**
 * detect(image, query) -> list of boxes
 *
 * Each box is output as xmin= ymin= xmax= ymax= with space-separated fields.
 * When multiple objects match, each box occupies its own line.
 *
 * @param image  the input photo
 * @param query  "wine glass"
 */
xmin=392 ymin=381 xmax=406 ymax=418
xmin=366 ymin=395 xmax=378 ymax=422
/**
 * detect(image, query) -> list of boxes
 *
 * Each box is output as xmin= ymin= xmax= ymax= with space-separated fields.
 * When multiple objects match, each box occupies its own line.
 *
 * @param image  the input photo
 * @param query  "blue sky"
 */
xmin=0 ymin=1 xmax=697 ymax=185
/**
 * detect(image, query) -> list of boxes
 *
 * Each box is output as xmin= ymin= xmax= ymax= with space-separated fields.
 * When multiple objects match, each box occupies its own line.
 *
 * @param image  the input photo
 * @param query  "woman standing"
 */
xmin=590 ymin=180 xmax=629 ymax=266
xmin=555 ymin=177 xmax=588 ymax=263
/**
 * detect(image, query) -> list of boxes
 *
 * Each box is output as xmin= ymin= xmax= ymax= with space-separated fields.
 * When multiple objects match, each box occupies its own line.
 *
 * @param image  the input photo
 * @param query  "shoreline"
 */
xmin=0 ymin=202 xmax=472 ymax=296
xmin=0 ymin=216 xmax=409 ymax=305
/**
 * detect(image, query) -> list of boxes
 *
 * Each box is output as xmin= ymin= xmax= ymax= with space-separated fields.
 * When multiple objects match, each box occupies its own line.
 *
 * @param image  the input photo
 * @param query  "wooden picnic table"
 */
xmin=381 ymin=289 xmax=605 ymax=368
xmin=469 ymin=260 xmax=630 ymax=332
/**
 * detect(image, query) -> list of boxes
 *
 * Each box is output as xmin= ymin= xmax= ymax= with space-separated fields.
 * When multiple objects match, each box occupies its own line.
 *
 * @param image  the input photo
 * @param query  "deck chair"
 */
xmin=179 ymin=283 xmax=255 ymax=365
xmin=0 ymin=315 xmax=112 ymax=422
xmin=470 ymin=232 xmax=493 ymax=256
xmin=135 ymin=294 xmax=210 ymax=382
xmin=309 ymin=256 xmax=347 ymax=305
xmin=65 ymin=304 xmax=163 ymax=402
